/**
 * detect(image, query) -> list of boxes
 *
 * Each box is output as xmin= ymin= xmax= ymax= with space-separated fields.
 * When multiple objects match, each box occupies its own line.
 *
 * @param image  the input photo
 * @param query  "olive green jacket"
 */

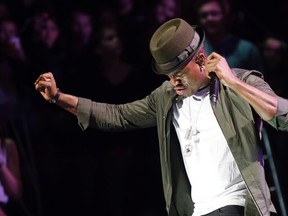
xmin=76 ymin=69 xmax=288 ymax=216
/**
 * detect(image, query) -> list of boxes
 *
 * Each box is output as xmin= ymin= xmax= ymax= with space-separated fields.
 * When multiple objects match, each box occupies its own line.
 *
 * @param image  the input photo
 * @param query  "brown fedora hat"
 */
xmin=149 ymin=18 xmax=205 ymax=75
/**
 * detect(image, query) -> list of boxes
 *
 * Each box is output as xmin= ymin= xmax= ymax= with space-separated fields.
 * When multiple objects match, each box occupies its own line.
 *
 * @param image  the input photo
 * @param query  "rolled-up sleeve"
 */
xmin=267 ymin=96 xmax=288 ymax=131
xmin=75 ymin=95 xmax=157 ymax=132
xmin=77 ymin=97 xmax=92 ymax=130
xmin=276 ymin=96 xmax=288 ymax=116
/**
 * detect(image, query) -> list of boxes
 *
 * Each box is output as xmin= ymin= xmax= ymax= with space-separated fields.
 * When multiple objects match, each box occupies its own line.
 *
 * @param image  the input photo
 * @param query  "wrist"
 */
xmin=49 ymin=88 xmax=61 ymax=104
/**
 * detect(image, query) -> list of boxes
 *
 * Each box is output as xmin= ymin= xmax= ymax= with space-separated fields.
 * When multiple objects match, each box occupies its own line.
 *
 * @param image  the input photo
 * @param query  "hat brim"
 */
xmin=152 ymin=25 xmax=205 ymax=75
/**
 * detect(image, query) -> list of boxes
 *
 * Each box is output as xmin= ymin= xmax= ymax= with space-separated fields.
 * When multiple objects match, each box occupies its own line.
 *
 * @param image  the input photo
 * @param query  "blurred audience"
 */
xmin=0 ymin=1 xmax=11 ymax=20
xmin=9 ymin=0 xmax=57 ymax=28
xmin=154 ymin=0 xmax=180 ymax=24
xmin=24 ymin=12 xmax=66 ymax=84
xmin=0 ymin=1 xmax=286 ymax=216
xmin=259 ymin=35 xmax=288 ymax=97
xmin=61 ymin=7 xmax=96 ymax=96
xmin=0 ymin=17 xmax=26 ymax=62
xmin=114 ymin=0 xmax=147 ymax=64
xmin=64 ymin=8 xmax=95 ymax=62
xmin=0 ymin=124 xmax=23 ymax=216
xmin=0 ymin=17 xmax=30 ymax=118
xmin=92 ymin=25 xmax=146 ymax=98
xmin=146 ymin=0 xmax=182 ymax=43
xmin=194 ymin=0 xmax=264 ymax=71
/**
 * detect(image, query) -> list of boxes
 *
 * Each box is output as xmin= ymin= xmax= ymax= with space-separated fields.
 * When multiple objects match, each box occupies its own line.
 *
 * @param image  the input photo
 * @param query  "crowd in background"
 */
xmin=0 ymin=0 xmax=288 ymax=215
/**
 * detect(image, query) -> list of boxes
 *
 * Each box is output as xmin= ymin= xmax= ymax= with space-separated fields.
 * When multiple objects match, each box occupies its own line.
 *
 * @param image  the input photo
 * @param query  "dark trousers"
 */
xmin=202 ymin=205 xmax=278 ymax=216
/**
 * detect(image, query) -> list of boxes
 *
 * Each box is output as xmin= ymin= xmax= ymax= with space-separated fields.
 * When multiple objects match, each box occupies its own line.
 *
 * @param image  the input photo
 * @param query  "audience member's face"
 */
xmin=0 ymin=20 xmax=17 ymax=42
xmin=117 ymin=0 xmax=133 ymax=15
xmin=39 ymin=19 xmax=59 ymax=48
xmin=98 ymin=27 xmax=122 ymax=57
xmin=263 ymin=37 xmax=283 ymax=66
xmin=71 ymin=12 xmax=93 ymax=42
xmin=0 ymin=3 xmax=10 ymax=19
xmin=197 ymin=1 xmax=224 ymax=35
xmin=155 ymin=0 xmax=177 ymax=24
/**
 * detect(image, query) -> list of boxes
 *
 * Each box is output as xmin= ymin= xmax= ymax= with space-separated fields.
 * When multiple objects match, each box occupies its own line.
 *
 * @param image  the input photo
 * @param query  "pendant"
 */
xmin=185 ymin=127 xmax=193 ymax=140
xmin=184 ymin=143 xmax=192 ymax=157
xmin=193 ymin=130 xmax=200 ymax=144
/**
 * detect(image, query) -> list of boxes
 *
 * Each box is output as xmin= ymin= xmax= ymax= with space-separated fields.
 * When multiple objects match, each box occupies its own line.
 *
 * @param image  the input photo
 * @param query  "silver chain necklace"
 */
xmin=184 ymin=91 xmax=209 ymax=157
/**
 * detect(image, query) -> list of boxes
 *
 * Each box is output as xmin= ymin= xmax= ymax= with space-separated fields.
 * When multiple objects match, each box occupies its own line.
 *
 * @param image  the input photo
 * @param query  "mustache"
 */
xmin=173 ymin=82 xmax=191 ymax=91
xmin=172 ymin=80 xmax=184 ymax=88
xmin=173 ymin=77 xmax=190 ymax=88
xmin=175 ymin=82 xmax=183 ymax=87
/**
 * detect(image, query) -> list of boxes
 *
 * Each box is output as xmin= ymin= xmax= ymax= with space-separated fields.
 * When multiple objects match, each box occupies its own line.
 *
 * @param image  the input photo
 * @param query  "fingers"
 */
xmin=34 ymin=72 xmax=53 ymax=85
xmin=206 ymin=52 xmax=222 ymax=78
xmin=207 ymin=52 xmax=221 ymax=60
xmin=34 ymin=72 xmax=54 ymax=91
xmin=206 ymin=53 xmax=219 ymax=68
xmin=35 ymin=80 xmax=51 ymax=92
xmin=206 ymin=60 xmax=217 ymax=79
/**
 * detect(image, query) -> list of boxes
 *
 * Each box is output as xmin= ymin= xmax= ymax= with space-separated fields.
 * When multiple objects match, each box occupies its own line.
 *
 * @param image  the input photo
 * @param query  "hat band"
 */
xmin=157 ymin=31 xmax=200 ymax=72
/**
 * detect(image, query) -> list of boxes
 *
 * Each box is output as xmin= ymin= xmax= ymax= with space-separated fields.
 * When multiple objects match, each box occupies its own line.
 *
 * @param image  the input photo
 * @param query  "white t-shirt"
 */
xmin=172 ymin=87 xmax=246 ymax=216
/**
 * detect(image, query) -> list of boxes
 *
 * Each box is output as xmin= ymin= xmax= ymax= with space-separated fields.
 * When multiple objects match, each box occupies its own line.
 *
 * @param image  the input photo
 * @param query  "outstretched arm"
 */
xmin=34 ymin=72 xmax=79 ymax=115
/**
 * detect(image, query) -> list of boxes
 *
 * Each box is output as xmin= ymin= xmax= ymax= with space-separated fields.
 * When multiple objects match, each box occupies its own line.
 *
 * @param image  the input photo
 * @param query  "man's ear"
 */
xmin=195 ymin=53 xmax=205 ymax=66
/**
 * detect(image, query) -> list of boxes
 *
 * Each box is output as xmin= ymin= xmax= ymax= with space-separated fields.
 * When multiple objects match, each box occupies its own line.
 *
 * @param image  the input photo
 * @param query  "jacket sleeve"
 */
xmin=76 ymin=91 xmax=159 ymax=131
xmin=267 ymin=96 xmax=288 ymax=131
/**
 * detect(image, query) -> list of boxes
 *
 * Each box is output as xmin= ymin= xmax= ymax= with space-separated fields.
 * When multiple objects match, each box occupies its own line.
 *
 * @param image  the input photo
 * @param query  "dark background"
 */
xmin=2 ymin=0 xmax=288 ymax=216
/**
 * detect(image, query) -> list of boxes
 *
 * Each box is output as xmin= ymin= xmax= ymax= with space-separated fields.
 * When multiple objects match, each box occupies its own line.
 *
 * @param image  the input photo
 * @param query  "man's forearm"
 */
xmin=228 ymin=78 xmax=278 ymax=121
xmin=56 ymin=92 xmax=79 ymax=115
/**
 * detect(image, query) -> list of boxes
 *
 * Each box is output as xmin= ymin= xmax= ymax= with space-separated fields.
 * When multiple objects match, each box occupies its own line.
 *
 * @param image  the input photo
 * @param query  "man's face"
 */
xmin=167 ymin=55 xmax=208 ymax=97
xmin=198 ymin=1 xmax=224 ymax=35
